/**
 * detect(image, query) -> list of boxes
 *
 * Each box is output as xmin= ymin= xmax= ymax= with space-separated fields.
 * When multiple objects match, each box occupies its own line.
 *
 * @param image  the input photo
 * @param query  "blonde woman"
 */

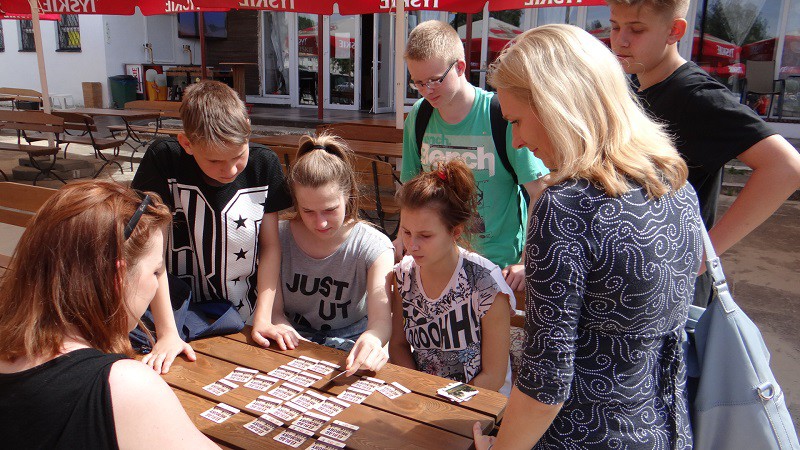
xmin=473 ymin=24 xmax=703 ymax=449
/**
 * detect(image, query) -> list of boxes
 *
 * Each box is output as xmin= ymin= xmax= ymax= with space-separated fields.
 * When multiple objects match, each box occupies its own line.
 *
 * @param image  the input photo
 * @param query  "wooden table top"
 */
xmin=56 ymin=108 xmax=162 ymax=120
xmin=250 ymin=135 xmax=403 ymax=159
xmin=338 ymin=118 xmax=401 ymax=128
xmin=160 ymin=328 xmax=507 ymax=449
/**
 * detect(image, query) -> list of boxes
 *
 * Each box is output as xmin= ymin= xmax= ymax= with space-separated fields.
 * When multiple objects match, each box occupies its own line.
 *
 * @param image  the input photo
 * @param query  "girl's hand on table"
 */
xmin=142 ymin=334 xmax=196 ymax=374
xmin=252 ymin=323 xmax=302 ymax=350
xmin=345 ymin=333 xmax=388 ymax=376
xmin=473 ymin=422 xmax=496 ymax=450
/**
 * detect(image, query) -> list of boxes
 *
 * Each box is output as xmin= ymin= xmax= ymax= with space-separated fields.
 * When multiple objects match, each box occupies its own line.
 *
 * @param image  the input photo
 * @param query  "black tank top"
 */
xmin=0 ymin=348 xmax=127 ymax=449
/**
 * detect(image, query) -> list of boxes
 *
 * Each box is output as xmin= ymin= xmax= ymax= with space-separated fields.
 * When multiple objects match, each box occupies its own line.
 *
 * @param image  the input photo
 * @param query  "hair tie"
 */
xmin=437 ymin=170 xmax=447 ymax=182
xmin=312 ymin=145 xmax=326 ymax=150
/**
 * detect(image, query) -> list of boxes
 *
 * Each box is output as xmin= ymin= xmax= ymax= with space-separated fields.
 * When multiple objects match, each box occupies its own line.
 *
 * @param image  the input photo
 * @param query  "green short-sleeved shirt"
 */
xmin=401 ymin=86 xmax=549 ymax=268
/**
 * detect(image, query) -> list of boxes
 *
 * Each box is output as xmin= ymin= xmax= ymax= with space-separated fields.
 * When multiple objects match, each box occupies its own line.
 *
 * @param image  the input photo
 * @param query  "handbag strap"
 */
xmin=699 ymin=223 xmax=738 ymax=314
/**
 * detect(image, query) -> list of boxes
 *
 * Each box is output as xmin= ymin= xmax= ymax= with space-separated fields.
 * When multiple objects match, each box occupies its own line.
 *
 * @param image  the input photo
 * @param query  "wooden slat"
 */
xmin=0 ymin=254 xmax=10 ymax=270
xmin=165 ymin=352 xmax=476 ymax=449
xmin=318 ymin=123 xmax=403 ymax=143
xmin=0 ymin=143 xmax=60 ymax=156
xmin=0 ymin=110 xmax=65 ymax=134
xmin=0 ymin=182 xmax=57 ymax=213
xmin=223 ymin=329 xmax=507 ymax=423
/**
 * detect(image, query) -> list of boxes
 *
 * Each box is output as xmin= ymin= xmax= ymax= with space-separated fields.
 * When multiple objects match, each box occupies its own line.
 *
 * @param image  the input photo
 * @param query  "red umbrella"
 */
xmin=489 ymin=0 xmax=606 ymax=10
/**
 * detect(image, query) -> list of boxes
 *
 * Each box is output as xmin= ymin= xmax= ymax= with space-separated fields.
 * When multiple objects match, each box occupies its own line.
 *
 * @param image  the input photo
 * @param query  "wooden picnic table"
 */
xmin=338 ymin=118 xmax=400 ymax=128
xmin=250 ymin=134 xmax=403 ymax=160
xmin=159 ymin=327 xmax=507 ymax=449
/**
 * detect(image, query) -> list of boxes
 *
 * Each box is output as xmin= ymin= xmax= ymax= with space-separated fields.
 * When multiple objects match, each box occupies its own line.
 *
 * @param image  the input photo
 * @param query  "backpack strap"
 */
xmin=414 ymin=99 xmax=434 ymax=155
xmin=489 ymin=95 xmax=518 ymax=185
xmin=415 ymin=95 xmax=519 ymax=186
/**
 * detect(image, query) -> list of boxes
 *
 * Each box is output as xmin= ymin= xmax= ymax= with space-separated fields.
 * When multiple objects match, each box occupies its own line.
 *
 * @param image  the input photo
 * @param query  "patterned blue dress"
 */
xmin=518 ymin=179 xmax=702 ymax=449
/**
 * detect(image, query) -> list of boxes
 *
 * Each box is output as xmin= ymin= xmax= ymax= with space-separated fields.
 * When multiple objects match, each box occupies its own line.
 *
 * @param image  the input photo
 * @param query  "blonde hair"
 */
xmin=487 ymin=24 xmax=687 ymax=199
xmin=606 ymin=0 xmax=690 ymax=19
xmin=405 ymin=20 xmax=464 ymax=64
xmin=180 ymin=80 xmax=251 ymax=151
xmin=289 ymin=134 xmax=361 ymax=223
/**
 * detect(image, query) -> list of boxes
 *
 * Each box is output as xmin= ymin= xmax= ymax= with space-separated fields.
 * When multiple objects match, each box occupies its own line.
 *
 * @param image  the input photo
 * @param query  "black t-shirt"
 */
xmin=0 ymin=348 xmax=126 ymax=450
xmin=634 ymin=62 xmax=775 ymax=228
xmin=132 ymin=138 xmax=292 ymax=321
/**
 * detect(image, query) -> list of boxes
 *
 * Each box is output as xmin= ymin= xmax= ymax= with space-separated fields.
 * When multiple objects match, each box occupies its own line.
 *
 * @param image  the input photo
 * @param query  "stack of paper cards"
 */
xmin=244 ymin=374 xmax=280 ymax=392
xmin=351 ymin=376 xmax=385 ymax=392
xmin=245 ymin=395 xmax=283 ymax=414
xmin=200 ymin=403 xmax=239 ymax=423
xmin=290 ymin=390 xmax=328 ymax=409
xmin=243 ymin=414 xmax=283 ymax=436
xmin=225 ymin=367 xmax=259 ymax=383
xmin=292 ymin=411 xmax=331 ymax=432
xmin=202 ymin=378 xmax=238 ymax=396
xmin=286 ymin=356 xmax=318 ymax=370
xmin=437 ymin=382 xmax=479 ymax=403
xmin=287 ymin=371 xmax=322 ymax=387
xmin=306 ymin=437 xmax=346 ymax=450
xmin=319 ymin=420 xmax=359 ymax=442
xmin=273 ymin=425 xmax=313 ymax=448
xmin=270 ymin=402 xmax=307 ymax=422
xmin=308 ymin=360 xmax=340 ymax=376
xmin=336 ymin=387 xmax=371 ymax=404
xmin=377 ymin=381 xmax=411 ymax=399
xmin=269 ymin=382 xmax=305 ymax=400
xmin=269 ymin=365 xmax=303 ymax=380
xmin=314 ymin=397 xmax=350 ymax=417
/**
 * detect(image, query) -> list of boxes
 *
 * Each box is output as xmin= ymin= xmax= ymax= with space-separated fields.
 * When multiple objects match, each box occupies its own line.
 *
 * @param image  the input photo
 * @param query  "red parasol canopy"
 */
xmin=489 ymin=0 xmax=606 ymax=11
xmin=0 ymin=0 xmax=204 ymax=16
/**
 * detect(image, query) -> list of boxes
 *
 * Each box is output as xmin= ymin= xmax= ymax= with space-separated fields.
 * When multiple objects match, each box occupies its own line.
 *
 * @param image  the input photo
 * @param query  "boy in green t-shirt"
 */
xmin=397 ymin=20 xmax=549 ymax=291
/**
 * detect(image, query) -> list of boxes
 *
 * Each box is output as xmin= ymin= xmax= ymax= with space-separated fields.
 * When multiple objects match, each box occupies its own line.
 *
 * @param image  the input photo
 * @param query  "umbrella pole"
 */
xmin=29 ymin=0 xmax=54 ymax=147
xmin=199 ymin=12 xmax=208 ymax=80
xmin=394 ymin=2 xmax=405 ymax=130
xmin=317 ymin=14 xmax=324 ymax=121
xmin=465 ymin=14 xmax=473 ymax=83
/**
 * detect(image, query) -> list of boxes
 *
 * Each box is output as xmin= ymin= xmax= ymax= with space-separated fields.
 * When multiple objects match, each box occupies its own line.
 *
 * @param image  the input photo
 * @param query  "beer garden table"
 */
xmin=250 ymin=135 xmax=404 ymax=161
xmin=158 ymin=327 xmax=506 ymax=449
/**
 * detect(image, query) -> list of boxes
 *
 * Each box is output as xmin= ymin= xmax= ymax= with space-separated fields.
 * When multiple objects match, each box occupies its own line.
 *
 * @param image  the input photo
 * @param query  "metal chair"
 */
xmin=741 ymin=60 xmax=785 ymax=119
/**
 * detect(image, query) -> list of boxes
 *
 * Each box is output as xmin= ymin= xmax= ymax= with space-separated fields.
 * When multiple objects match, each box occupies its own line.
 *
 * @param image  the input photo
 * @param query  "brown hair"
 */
xmin=0 ymin=181 xmax=171 ymax=361
xmin=606 ymin=0 xmax=690 ymax=19
xmin=397 ymin=158 xmax=478 ymax=247
xmin=405 ymin=20 xmax=465 ymax=63
xmin=180 ymin=80 xmax=251 ymax=151
xmin=289 ymin=134 xmax=361 ymax=223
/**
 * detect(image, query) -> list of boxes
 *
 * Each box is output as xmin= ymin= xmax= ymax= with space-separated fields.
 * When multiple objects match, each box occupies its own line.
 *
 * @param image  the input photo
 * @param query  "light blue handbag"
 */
xmin=684 ymin=226 xmax=799 ymax=449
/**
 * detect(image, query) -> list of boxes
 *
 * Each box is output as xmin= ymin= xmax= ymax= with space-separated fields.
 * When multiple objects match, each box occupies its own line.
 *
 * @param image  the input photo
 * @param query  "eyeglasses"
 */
xmin=123 ymin=194 xmax=152 ymax=240
xmin=409 ymin=60 xmax=457 ymax=91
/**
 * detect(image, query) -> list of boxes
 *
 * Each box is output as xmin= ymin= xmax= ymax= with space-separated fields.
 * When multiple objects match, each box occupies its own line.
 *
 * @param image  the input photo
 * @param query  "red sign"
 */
xmin=0 ymin=0 xmax=209 ymax=16
xmin=489 ymin=0 xmax=607 ymax=10
xmin=192 ymin=0 xmax=339 ymax=14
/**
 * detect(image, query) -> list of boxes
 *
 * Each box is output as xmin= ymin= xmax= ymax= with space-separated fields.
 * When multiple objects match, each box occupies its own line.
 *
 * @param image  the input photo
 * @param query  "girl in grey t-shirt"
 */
xmin=251 ymin=134 xmax=393 ymax=377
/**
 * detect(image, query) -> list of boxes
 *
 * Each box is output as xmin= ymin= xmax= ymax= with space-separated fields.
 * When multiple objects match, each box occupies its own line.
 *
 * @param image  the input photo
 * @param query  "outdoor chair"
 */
xmin=741 ymin=60 xmax=785 ymax=119
xmin=54 ymin=112 xmax=127 ymax=178
xmin=352 ymin=154 xmax=400 ymax=238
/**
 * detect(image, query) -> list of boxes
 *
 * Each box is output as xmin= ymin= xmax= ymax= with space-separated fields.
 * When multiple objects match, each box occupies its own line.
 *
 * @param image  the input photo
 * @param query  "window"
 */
xmin=19 ymin=20 xmax=35 ymax=52
xmin=0 ymin=22 xmax=5 ymax=52
xmin=57 ymin=15 xmax=81 ymax=51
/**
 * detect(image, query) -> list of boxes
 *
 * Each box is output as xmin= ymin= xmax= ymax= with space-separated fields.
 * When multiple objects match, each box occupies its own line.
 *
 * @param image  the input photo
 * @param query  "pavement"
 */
xmin=1 ymin=131 xmax=799 ymax=431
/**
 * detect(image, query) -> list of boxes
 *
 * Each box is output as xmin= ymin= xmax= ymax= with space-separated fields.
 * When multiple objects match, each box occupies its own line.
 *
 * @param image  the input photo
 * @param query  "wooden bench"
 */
xmin=0 ymin=181 xmax=58 ymax=271
xmin=317 ymin=122 xmax=403 ymax=144
xmin=55 ymin=112 xmax=127 ymax=177
xmin=352 ymin=154 xmax=400 ymax=237
xmin=0 ymin=87 xmax=43 ymax=110
xmin=0 ymin=110 xmax=66 ymax=184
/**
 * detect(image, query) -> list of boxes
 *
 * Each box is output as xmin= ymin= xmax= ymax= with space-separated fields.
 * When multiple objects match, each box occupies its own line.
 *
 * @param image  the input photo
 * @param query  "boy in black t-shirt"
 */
xmin=132 ymin=81 xmax=292 ymax=373
xmin=607 ymin=0 xmax=800 ymax=306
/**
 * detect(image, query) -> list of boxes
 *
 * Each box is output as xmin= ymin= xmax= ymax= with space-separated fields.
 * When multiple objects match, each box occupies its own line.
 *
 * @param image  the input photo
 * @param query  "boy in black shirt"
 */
xmin=607 ymin=0 xmax=800 ymax=306
xmin=132 ymin=81 xmax=292 ymax=373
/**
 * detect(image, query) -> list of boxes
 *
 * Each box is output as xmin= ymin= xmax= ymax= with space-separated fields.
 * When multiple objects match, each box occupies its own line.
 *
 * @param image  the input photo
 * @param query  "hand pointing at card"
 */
xmin=344 ymin=331 xmax=389 ymax=376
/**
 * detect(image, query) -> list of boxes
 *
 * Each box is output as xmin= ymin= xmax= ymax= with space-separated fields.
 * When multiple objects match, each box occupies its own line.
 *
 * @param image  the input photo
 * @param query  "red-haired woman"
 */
xmin=0 ymin=180 xmax=217 ymax=449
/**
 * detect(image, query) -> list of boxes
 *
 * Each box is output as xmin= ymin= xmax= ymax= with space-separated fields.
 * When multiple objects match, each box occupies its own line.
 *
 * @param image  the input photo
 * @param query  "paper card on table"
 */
xmin=290 ymin=390 xmax=328 ymax=409
xmin=202 ymin=378 xmax=238 ymax=396
xmin=225 ymin=366 xmax=259 ymax=383
xmin=245 ymin=395 xmax=283 ymax=414
xmin=286 ymin=355 xmax=319 ymax=370
xmin=273 ymin=426 xmax=313 ymax=448
xmin=336 ymin=387 xmax=371 ymax=404
xmin=350 ymin=376 xmax=385 ymax=392
xmin=308 ymin=360 xmax=340 ymax=375
xmin=288 ymin=371 xmax=322 ymax=387
xmin=437 ymin=382 xmax=479 ymax=403
xmin=292 ymin=411 xmax=331 ymax=432
xmin=269 ymin=382 xmax=305 ymax=400
xmin=270 ymin=402 xmax=307 ymax=422
xmin=269 ymin=365 xmax=303 ymax=380
xmin=244 ymin=374 xmax=280 ymax=392
xmin=306 ymin=437 xmax=346 ymax=450
xmin=200 ymin=403 xmax=239 ymax=423
xmin=319 ymin=420 xmax=359 ymax=441
xmin=243 ymin=414 xmax=283 ymax=436
xmin=314 ymin=397 xmax=350 ymax=416
xmin=377 ymin=381 xmax=411 ymax=399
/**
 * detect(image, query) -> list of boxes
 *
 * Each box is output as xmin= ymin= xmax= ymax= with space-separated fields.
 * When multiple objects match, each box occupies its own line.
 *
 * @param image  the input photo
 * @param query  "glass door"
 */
xmin=296 ymin=13 xmax=320 ymax=107
xmin=324 ymin=14 xmax=361 ymax=110
xmin=373 ymin=13 xmax=394 ymax=113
